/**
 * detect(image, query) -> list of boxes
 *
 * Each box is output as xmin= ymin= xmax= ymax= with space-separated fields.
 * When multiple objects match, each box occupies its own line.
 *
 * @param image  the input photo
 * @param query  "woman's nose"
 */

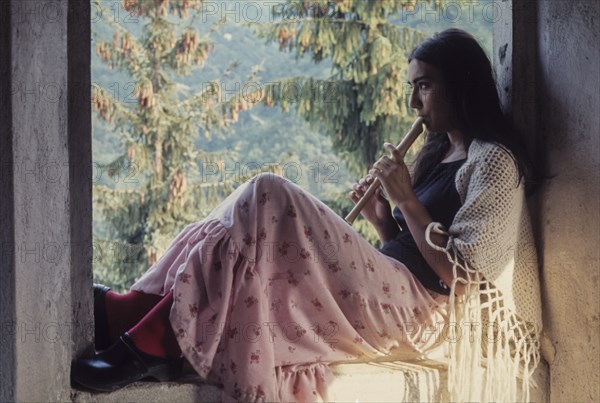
xmin=409 ymin=86 xmax=422 ymax=110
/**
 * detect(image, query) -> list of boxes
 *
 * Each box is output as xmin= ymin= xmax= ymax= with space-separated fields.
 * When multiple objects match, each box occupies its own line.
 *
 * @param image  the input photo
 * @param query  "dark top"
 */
xmin=379 ymin=159 xmax=466 ymax=295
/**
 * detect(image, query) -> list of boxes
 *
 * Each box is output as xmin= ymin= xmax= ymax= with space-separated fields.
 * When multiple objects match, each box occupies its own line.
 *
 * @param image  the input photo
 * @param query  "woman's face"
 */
xmin=407 ymin=59 xmax=455 ymax=133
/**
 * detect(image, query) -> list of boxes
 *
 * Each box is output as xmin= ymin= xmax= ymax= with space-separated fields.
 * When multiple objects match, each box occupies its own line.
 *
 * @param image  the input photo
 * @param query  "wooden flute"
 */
xmin=345 ymin=117 xmax=424 ymax=224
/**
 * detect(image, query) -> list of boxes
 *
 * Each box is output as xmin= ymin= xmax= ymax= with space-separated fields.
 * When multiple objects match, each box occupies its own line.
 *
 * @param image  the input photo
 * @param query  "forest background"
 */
xmin=92 ymin=0 xmax=492 ymax=291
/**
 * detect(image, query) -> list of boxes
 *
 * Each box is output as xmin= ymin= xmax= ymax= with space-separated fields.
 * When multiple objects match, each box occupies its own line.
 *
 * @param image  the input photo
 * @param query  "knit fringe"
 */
xmin=426 ymin=222 xmax=541 ymax=403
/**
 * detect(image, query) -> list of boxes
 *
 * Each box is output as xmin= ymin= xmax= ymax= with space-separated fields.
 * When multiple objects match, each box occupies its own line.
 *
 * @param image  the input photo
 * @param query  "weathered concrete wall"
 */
xmin=0 ymin=0 xmax=92 ymax=400
xmin=536 ymin=1 xmax=600 ymax=402
xmin=494 ymin=1 xmax=600 ymax=401
xmin=493 ymin=0 xmax=538 ymax=155
xmin=67 ymin=0 xmax=95 ymax=362
xmin=0 ymin=1 xmax=16 ymax=401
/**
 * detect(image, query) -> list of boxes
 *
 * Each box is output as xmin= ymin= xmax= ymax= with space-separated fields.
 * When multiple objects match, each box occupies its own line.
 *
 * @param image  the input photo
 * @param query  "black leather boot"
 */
xmin=93 ymin=284 xmax=112 ymax=351
xmin=72 ymin=333 xmax=183 ymax=392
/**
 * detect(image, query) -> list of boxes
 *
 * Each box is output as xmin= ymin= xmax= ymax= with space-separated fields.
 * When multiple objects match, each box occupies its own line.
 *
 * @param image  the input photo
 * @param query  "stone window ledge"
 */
xmin=71 ymin=358 xmax=549 ymax=402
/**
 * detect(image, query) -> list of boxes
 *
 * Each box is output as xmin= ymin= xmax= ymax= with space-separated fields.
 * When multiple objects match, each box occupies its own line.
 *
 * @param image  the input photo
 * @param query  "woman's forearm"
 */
xmin=395 ymin=196 xmax=468 ymax=295
xmin=374 ymin=219 xmax=400 ymax=245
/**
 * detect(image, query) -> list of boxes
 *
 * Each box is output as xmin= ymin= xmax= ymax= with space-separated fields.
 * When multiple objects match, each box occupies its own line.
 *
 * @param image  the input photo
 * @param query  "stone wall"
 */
xmin=495 ymin=1 xmax=599 ymax=401
xmin=536 ymin=1 xmax=600 ymax=401
xmin=0 ymin=1 xmax=92 ymax=401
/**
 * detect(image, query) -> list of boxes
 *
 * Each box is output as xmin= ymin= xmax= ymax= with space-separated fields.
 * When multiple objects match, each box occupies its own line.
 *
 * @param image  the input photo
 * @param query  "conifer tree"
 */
xmin=92 ymin=0 xmax=255 ymax=289
xmin=254 ymin=0 xmax=440 ymax=175
xmin=250 ymin=0 xmax=447 ymax=244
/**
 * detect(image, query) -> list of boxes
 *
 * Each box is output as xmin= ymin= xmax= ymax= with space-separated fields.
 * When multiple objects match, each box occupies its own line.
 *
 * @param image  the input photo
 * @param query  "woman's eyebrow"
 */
xmin=407 ymin=75 xmax=431 ymax=85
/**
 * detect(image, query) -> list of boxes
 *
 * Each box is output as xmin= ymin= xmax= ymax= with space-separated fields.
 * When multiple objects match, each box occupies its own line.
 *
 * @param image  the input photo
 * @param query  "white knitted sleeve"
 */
xmin=446 ymin=143 xmax=522 ymax=283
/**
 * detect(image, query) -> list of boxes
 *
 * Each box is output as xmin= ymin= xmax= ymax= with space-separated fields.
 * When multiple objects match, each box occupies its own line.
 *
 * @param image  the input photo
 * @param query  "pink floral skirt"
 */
xmin=132 ymin=173 xmax=448 ymax=402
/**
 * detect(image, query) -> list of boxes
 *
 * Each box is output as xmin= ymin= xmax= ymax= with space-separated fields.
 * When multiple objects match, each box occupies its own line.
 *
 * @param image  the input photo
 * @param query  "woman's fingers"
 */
xmin=348 ymin=188 xmax=368 ymax=205
xmin=373 ymin=157 xmax=395 ymax=173
xmin=350 ymin=185 xmax=364 ymax=203
xmin=353 ymin=173 xmax=376 ymax=194
xmin=359 ymin=174 xmax=374 ymax=187
xmin=350 ymin=174 xmax=375 ymax=201
xmin=350 ymin=144 xmax=404 ymax=204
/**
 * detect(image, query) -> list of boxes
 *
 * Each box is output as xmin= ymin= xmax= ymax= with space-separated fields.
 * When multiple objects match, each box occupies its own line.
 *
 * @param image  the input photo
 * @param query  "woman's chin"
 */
xmin=424 ymin=122 xmax=439 ymax=132
xmin=423 ymin=123 xmax=451 ymax=134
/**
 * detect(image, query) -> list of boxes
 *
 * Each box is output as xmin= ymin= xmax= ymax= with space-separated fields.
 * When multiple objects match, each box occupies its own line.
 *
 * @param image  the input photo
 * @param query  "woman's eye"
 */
xmin=419 ymin=82 xmax=430 ymax=90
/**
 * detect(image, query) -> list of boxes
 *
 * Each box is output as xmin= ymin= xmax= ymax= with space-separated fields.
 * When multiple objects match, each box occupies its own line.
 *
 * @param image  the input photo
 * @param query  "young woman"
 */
xmin=73 ymin=29 xmax=542 ymax=402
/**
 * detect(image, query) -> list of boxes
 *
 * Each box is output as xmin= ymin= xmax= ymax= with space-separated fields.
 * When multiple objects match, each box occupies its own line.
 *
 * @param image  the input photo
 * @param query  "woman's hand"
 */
xmin=369 ymin=143 xmax=417 ymax=207
xmin=348 ymin=173 xmax=393 ymax=229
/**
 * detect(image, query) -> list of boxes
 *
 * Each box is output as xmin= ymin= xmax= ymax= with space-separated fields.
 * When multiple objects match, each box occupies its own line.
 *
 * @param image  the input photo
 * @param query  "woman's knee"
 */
xmin=249 ymin=172 xmax=290 ymax=193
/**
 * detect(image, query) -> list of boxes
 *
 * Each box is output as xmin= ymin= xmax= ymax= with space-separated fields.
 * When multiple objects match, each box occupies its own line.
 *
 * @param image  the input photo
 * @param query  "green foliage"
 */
xmin=252 ymin=0 xmax=439 ymax=176
xmin=92 ymin=0 xmax=492 ymax=290
xmin=92 ymin=0 xmax=248 ymax=291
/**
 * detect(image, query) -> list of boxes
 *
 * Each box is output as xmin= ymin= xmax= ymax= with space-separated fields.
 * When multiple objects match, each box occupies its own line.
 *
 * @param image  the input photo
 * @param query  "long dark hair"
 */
xmin=408 ymin=29 xmax=537 ymax=190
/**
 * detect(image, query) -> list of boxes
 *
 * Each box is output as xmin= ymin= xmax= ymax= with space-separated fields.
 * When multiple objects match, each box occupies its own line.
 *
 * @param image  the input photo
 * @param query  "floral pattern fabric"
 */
xmin=132 ymin=173 xmax=448 ymax=402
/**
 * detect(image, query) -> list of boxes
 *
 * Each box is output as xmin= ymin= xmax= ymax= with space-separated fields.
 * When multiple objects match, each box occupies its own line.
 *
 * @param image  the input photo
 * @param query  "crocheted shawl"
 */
xmin=424 ymin=139 xmax=543 ymax=402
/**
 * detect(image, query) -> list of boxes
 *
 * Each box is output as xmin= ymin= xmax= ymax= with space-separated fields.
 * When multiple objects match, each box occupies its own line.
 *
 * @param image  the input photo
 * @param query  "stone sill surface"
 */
xmin=71 ymin=359 xmax=548 ymax=402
